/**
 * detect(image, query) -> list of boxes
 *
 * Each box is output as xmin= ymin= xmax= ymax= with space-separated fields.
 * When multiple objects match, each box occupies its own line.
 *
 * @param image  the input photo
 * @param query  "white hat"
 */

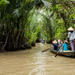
xmin=52 ymin=40 xmax=57 ymax=44
xmin=68 ymin=27 xmax=74 ymax=31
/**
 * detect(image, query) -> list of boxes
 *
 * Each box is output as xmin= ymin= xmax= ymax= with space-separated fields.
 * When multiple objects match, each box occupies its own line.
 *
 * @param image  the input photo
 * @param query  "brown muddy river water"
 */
xmin=0 ymin=43 xmax=75 ymax=75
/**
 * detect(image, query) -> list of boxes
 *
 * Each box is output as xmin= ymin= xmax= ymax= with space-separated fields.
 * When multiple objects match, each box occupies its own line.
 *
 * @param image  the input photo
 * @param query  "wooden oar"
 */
xmin=55 ymin=47 xmax=63 ymax=57
xmin=55 ymin=50 xmax=60 ymax=57
xmin=42 ymin=48 xmax=50 ymax=52
xmin=55 ymin=46 xmax=63 ymax=57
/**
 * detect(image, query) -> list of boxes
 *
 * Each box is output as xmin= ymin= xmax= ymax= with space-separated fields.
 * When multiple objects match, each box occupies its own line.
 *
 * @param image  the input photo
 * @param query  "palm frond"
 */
xmin=41 ymin=0 xmax=52 ymax=8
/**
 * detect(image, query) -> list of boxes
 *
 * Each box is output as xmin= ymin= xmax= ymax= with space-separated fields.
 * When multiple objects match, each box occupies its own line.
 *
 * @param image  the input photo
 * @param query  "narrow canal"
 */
xmin=0 ymin=43 xmax=75 ymax=75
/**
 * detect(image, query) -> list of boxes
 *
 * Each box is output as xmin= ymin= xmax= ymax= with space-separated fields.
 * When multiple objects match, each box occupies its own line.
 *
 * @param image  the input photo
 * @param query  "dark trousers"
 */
xmin=71 ymin=39 xmax=75 ymax=51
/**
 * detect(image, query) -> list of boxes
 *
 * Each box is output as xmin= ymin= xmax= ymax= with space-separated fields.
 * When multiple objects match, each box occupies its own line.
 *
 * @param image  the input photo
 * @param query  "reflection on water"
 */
xmin=0 ymin=43 xmax=75 ymax=75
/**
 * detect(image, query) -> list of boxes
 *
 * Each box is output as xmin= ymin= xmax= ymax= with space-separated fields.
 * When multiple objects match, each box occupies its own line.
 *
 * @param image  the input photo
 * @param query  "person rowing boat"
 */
xmin=68 ymin=27 xmax=75 ymax=52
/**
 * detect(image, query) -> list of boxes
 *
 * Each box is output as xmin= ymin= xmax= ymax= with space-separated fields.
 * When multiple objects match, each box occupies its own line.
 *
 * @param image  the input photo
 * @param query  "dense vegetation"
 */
xmin=0 ymin=0 xmax=75 ymax=51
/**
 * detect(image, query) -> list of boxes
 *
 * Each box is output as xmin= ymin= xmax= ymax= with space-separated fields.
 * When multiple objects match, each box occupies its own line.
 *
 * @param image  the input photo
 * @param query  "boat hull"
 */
xmin=51 ymin=49 xmax=75 ymax=57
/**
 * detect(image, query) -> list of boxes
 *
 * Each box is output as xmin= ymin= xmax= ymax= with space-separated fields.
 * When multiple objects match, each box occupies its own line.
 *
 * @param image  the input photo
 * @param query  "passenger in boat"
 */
xmin=52 ymin=40 xmax=58 ymax=51
xmin=68 ymin=27 xmax=75 ymax=52
xmin=63 ymin=40 xmax=68 ymax=51
xmin=58 ymin=40 xmax=63 ymax=52
xmin=58 ymin=39 xmax=63 ymax=48
xmin=58 ymin=39 xmax=61 ymax=45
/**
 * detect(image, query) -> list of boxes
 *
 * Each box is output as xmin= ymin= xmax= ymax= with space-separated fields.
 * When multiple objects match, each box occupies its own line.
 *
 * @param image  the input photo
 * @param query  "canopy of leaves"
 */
xmin=0 ymin=0 xmax=75 ymax=51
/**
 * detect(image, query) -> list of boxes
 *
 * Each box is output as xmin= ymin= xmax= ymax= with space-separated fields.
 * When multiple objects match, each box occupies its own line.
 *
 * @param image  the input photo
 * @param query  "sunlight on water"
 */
xmin=29 ymin=44 xmax=46 ymax=75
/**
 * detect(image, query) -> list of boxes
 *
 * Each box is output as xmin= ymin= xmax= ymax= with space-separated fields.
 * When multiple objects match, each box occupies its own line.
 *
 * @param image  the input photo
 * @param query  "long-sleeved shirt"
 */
xmin=53 ymin=44 xmax=58 ymax=51
xmin=63 ymin=43 xmax=68 ymax=51
xmin=68 ymin=31 xmax=75 ymax=41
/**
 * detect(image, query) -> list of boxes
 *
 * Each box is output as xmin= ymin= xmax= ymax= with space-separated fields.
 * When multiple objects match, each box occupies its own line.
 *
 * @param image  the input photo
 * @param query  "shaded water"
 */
xmin=0 ymin=43 xmax=75 ymax=75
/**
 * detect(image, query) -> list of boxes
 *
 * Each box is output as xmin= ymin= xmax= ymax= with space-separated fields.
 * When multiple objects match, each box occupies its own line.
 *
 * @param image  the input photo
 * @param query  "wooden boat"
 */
xmin=51 ymin=49 xmax=75 ymax=57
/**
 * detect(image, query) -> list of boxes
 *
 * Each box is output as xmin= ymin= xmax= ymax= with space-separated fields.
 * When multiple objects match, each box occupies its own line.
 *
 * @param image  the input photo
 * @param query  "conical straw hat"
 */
xmin=68 ymin=27 xmax=74 ymax=31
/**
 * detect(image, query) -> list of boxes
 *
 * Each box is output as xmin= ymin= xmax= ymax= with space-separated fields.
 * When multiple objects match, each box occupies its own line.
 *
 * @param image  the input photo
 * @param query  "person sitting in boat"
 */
xmin=63 ymin=40 xmax=68 ymax=51
xmin=68 ymin=27 xmax=75 ymax=52
xmin=58 ymin=39 xmax=63 ymax=49
xmin=57 ymin=40 xmax=63 ymax=52
xmin=52 ymin=40 xmax=58 ymax=51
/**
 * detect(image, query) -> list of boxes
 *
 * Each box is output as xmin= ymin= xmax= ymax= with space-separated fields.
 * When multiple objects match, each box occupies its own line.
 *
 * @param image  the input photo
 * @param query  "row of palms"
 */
xmin=0 ymin=0 xmax=75 ymax=51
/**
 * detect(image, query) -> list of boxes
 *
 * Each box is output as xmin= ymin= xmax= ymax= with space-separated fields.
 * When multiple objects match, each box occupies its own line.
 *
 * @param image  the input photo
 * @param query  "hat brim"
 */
xmin=68 ymin=29 xmax=74 ymax=31
xmin=68 ymin=27 xmax=74 ymax=31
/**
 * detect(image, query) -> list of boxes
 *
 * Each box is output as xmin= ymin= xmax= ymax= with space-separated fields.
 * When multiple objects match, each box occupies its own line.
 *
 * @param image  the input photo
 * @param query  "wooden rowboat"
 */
xmin=51 ymin=49 xmax=75 ymax=57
